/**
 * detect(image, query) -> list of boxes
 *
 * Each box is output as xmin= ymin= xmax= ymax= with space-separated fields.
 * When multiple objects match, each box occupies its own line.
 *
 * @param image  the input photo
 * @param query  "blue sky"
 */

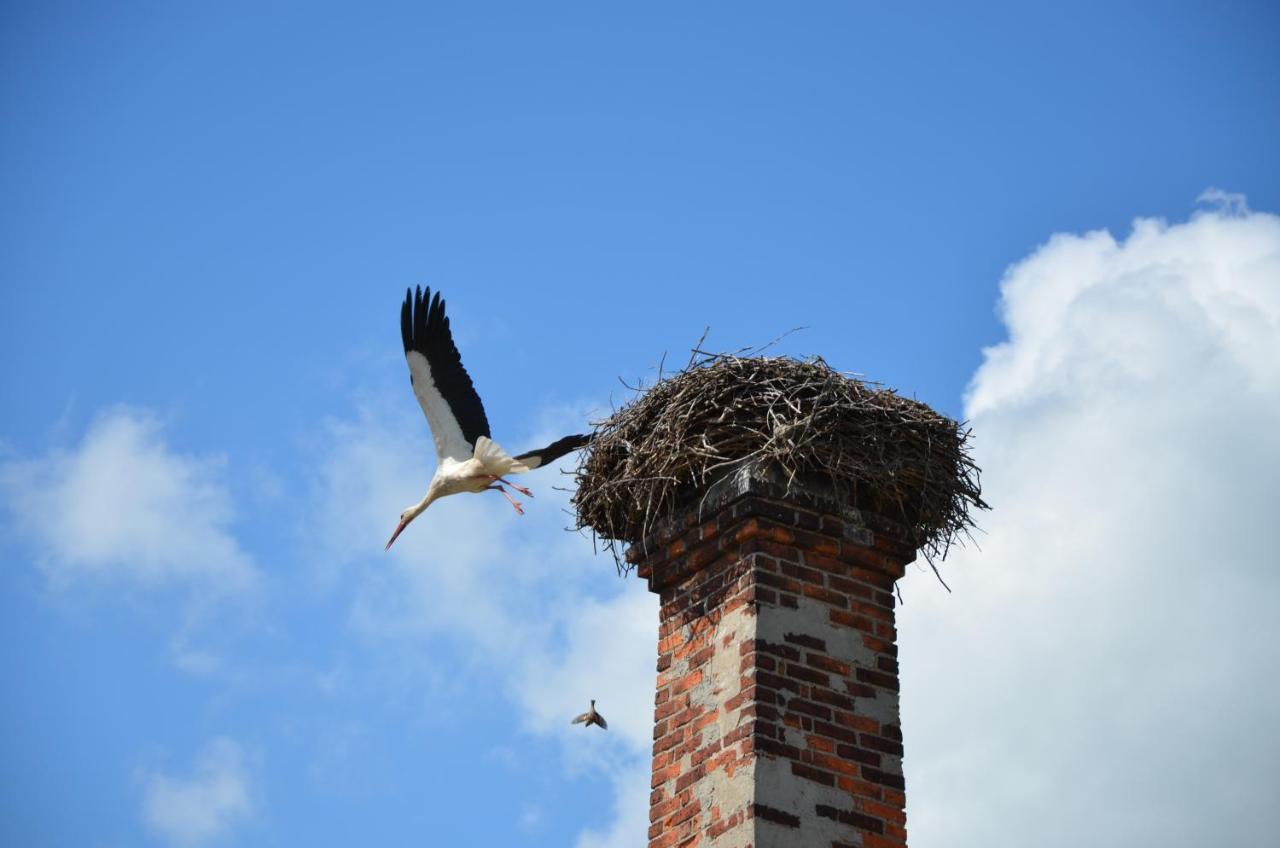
xmin=3 ymin=3 xmax=1278 ymax=847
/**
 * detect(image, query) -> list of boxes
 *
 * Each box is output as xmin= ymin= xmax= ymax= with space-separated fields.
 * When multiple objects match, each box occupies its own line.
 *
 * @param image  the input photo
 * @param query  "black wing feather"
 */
xmin=401 ymin=286 xmax=491 ymax=447
xmin=515 ymin=434 xmax=591 ymax=469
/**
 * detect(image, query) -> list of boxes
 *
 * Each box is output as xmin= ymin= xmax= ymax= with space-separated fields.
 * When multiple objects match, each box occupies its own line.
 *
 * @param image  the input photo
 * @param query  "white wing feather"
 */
xmin=407 ymin=350 xmax=476 ymax=465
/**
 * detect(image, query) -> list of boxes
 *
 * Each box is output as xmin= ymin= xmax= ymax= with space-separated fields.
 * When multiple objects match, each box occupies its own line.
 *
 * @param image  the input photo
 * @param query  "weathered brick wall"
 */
xmin=633 ymin=465 xmax=913 ymax=848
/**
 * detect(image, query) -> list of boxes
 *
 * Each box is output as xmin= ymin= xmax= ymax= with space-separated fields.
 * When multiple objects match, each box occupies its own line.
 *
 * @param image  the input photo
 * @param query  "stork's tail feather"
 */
xmin=474 ymin=436 xmax=531 ymax=474
xmin=515 ymin=434 xmax=592 ymax=470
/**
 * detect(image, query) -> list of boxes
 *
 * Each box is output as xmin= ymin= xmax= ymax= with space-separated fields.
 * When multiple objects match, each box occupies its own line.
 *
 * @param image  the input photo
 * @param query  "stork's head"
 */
xmin=385 ymin=500 xmax=429 ymax=551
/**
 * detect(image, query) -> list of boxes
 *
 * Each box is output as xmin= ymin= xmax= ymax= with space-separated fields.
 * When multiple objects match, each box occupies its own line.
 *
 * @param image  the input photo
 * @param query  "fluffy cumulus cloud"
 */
xmin=899 ymin=195 xmax=1280 ymax=847
xmin=141 ymin=738 xmax=254 ymax=848
xmin=0 ymin=408 xmax=256 ymax=593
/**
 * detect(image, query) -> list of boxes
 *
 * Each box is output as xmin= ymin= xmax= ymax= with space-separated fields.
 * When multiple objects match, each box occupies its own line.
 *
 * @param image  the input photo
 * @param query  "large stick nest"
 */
xmin=572 ymin=353 xmax=988 ymax=575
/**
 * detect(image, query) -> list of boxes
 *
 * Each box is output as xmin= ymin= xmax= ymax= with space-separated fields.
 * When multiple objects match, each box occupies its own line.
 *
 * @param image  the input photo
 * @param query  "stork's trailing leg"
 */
xmin=486 ymin=484 xmax=525 ymax=515
xmin=490 ymin=475 xmax=533 ymax=498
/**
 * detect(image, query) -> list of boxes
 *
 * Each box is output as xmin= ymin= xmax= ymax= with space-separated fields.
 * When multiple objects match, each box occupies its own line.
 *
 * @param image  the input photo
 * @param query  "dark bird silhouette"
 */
xmin=571 ymin=699 xmax=608 ymax=730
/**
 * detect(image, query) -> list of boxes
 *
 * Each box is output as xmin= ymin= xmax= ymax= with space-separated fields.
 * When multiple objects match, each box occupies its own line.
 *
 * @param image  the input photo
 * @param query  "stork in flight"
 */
xmin=385 ymin=287 xmax=590 ymax=550
xmin=571 ymin=700 xmax=608 ymax=730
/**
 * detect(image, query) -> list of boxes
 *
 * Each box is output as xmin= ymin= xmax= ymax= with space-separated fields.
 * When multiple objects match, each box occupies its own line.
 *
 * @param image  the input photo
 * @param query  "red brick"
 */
xmin=655 ymin=698 xmax=682 ymax=721
xmin=785 ymin=662 xmax=830 ymax=687
xmin=791 ymin=760 xmax=836 ymax=786
xmin=690 ymin=738 xmax=722 ymax=766
xmin=786 ymin=697 xmax=833 ymax=720
xmin=671 ymin=670 xmax=703 ymax=694
xmin=827 ymin=573 xmax=875 ymax=599
xmin=692 ymin=710 xmax=719 ymax=732
xmin=657 ymin=631 xmax=684 ymax=654
xmin=829 ymin=608 xmax=876 ymax=632
xmin=805 ymin=734 xmax=835 ymax=754
xmin=810 ymin=752 xmax=862 ymax=777
xmin=810 ymin=687 xmax=856 ymax=711
xmin=802 ymin=582 xmax=850 ymax=608
xmin=665 ymin=798 xmax=701 ymax=827
xmin=853 ymin=600 xmax=894 ymax=623
xmin=650 ymin=794 xmax=681 ymax=822
xmin=756 ymin=570 xmax=804 ymax=594
xmin=655 ymin=727 xmax=686 ymax=754
xmin=837 ymin=775 xmax=885 ymax=801
xmin=652 ymin=763 xmax=681 ymax=789
xmin=835 ymin=743 xmax=882 ymax=767
xmin=811 ymin=719 xmax=859 ymax=744
xmin=863 ymin=799 xmax=907 ymax=826
xmin=674 ymin=764 xmax=706 ymax=792
xmin=855 ymin=667 xmax=900 ymax=692
xmin=808 ymin=653 xmax=849 ymax=676
xmin=781 ymin=561 xmax=824 ymax=585
xmin=829 ymin=709 xmax=878 ymax=735
xmin=860 ymin=733 xmax=905 ymax=756
xmin=756 ymin=539 xmax=802 ymax=562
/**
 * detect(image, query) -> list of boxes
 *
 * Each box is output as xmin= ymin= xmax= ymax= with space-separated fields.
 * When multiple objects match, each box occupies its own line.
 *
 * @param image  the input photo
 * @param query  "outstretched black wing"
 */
xmin=401 ymin=287 xmax=491 ymax=463
xmin=515 ymin=434 xmax=591 ymax=470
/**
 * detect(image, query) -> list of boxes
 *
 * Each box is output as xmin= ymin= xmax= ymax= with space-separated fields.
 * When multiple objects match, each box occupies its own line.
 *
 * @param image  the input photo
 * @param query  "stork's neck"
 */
xmin=408 ymin=490 xmax=436 ymax=520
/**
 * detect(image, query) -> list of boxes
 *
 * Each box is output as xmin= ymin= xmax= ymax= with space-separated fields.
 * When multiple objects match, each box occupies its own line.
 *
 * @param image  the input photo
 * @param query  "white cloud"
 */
xmin=518 ymin=588 xmax=661 ymax=755
xmin=0 ymin=408 xmax=256 ymax=593
xmin=574 ymin=763 xmax=652 ymax=848
xmin=900 ymin=198 xmax=1280 ymax=846
xmin=1197 ymin=186 xmax=1250 ymax=217
xmin=141 ymin=738 xmax=254 ymax=848
xmin=519 ymin=801 xmax=545 ymax=833
xmin=168 ymin=635 xmax=227 ymax=677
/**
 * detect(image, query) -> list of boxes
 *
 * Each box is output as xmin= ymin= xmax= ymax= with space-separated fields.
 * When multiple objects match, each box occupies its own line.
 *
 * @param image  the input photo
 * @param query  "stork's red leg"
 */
xmin=486 ymin=484 xmax=525 ymax=515
xmin=491 ymin=476 xmax=533 ymax=498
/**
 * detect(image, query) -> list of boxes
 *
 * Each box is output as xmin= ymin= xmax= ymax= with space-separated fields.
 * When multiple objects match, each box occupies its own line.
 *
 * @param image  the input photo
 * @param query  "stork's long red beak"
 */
xmin=385 ymin=519 xmax=408 ymax=551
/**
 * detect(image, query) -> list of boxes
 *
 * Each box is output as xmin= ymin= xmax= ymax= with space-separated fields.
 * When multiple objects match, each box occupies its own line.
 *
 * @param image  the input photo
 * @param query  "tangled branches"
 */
xmin=572 ymin=352 xmax=988 ymax=575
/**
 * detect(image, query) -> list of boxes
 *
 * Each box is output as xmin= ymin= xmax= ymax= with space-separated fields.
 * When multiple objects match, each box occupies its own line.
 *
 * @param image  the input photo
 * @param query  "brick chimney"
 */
xmin=634 ymin=461 xmax=913 ymax=848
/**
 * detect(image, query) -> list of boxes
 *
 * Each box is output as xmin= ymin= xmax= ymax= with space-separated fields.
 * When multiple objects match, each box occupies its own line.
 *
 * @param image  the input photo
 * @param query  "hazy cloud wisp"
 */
xmin=1 ymin=408 xmax=257 ymax=593
xmin=141 ymin=738 xmax=254 ymax=848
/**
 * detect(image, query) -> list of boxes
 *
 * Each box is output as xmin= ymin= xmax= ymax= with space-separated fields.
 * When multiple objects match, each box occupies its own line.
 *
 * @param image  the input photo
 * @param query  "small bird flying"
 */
xmin=571 ymin=700 xmax=608 ymax=730
xmin=385 ymin=287 xmax=590 ymax=550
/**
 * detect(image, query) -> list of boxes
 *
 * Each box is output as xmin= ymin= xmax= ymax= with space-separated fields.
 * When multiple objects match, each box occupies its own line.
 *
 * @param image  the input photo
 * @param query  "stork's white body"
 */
xmin=385 ymin=287 xmax=590 ymax=549
xmin=422 ymin=437 xmax=529 ymax=500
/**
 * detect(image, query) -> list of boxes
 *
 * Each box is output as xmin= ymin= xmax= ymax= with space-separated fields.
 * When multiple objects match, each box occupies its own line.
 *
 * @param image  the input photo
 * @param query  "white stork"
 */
xmin=571 ymin=700 xmax=608 ymax=730
xmin=385 ymin=286 xmax=590 ymax=550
